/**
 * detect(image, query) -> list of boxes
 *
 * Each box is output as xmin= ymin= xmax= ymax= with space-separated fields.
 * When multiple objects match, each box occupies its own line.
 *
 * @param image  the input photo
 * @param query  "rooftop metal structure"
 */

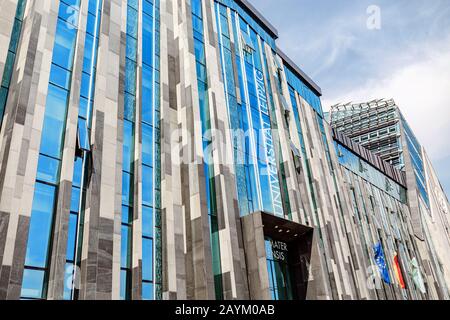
xmin=328 ymin=99 xmax=403 ymax=168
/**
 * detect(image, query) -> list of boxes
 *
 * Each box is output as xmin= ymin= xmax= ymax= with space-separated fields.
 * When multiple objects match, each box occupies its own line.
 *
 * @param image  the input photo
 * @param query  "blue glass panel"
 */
xmin=142 ymin=282 xmax=154 ymax=300
xmin=40 ymin=84 xmax=69 ymax=159
xmin=83 ymin=33 xmax=94 ymax=71
xmin=78 ymin=97 xmax=88 ymax=120
xmin=72 ymin=156 xmax=83 ymax=188
xmin=58 ymin=1 xmax=80 ymax=27
xmin=142 ymin=165 xmax=153 ymax=207
xmin=70 ymin=187 xmax=80 ymax=213
xmin=124 ymin=92 xmax=136 ymax=122
xmin=77 ymin=118 xmax=90 ymax=151
xmin=122 ymin=205 xmax=132 ymax=224
xmin=121 ymin=225 xmax=131 ymax=269
xmin=142 ymin=124 xmax=153 ymax=166
xmin=126 ymin=35 xmax=137 ymax=61
xmin=49 ymin=63 xmax=71 ymax=90
xmin=142 ymin=206 xmax=153 ymax=238
xmin=143 ymin=0 xmax=154 ymax=16
xmin=125 ymin=59 xmax=137 ymax=93
xmin=66 ymin=213 xmax=78 ymax=261
xmin=192 ymin=15 xmax=204 ymax=37
xmin=25 ymin=183 xmax=56 ymax=268
xmin=80 ymin=72 xmax=93 ymax=100
xmin=21 ymin=269 xmax=45 ymax=299
xmin=122 ymin=120 xmax=134 ymax=173
xmin=86 ymin=12 xmax=100 ymax=38
xmin=63 ymin=263 xmax=75 ymax=300
xmin=36 ymin=154 xmax=60 ymax=184
xmin=126 ymin=6 xmax=138 ymax=39
xmin=191 ymin=0 xmax=202 ymax=17
xmin=120 ymin=269 xmax=128 ymax=300
xmin=52 ymin=18 xmax=77 ymax=70
xmin=142 ymin=238 xmax=153 ymax=281
xmin=142 ymin=18 xmax=154 ymax=64
xmin=122 ymin=172 xmax=133 ymax=206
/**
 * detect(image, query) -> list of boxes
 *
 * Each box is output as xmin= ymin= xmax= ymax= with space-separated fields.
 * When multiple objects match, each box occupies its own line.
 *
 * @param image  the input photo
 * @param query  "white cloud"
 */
xmin=322 ymin=40 xmax=450 ymax=161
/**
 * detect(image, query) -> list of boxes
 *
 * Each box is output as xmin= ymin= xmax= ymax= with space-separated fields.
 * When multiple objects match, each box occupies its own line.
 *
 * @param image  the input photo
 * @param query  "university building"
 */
xmin=0 ymin=0 xmax=448 ymax=300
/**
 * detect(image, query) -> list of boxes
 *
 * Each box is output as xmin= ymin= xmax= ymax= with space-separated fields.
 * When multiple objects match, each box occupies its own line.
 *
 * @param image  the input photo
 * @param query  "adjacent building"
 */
xmin=0 ymin=0 xmax=448 ymax=300
xmin=328 ymin=99 xmax=450 ymax=298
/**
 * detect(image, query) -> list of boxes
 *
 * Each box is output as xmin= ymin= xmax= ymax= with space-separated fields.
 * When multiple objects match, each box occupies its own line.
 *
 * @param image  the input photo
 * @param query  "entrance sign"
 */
xmin=270 ymin=240 xmax=288 ymax=262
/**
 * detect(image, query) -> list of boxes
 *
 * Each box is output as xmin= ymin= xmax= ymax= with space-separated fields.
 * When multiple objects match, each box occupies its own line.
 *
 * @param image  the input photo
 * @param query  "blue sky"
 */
xmin=251 ymin=0 xmax=450 ymax=197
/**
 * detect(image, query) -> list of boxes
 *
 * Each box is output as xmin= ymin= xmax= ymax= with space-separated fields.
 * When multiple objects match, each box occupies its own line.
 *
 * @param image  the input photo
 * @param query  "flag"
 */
xmin=374 ymin=242 xmax=391 ymax=284
xmin=393 ymin=252 xmax=406 ymax=289
xmin=410 ymin=257 xmax=426 ymax=294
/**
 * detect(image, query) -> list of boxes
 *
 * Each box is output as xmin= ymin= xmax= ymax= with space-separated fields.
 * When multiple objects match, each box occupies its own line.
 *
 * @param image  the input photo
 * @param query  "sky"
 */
xmin=250 ymin=0 xmax=450 ymax=197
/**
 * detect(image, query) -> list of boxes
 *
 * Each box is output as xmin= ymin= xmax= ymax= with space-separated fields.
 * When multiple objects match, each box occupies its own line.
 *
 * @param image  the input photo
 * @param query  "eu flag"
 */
xmin=374 ymin=242 xmax=391 ymax=284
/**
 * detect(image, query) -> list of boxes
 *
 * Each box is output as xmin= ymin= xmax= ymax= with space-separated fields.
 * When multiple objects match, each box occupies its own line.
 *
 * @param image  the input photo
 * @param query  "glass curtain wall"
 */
xmin=214 ymin=1 xmax=284 ymax=218
xmin=191 ymin=0 xmax=224 ymax=299
xmin=0 ymin=0 xmax=27 ymax=128
xmin=21 ymin=0 xmax=81 ymax=300
xmin=63 ymin=0 xmax=103 ymax=300
xmin=401 ymin=115 xmax=429 ymax=207
xmin=120 ymin=0 xmax=138 ymax=301
xmin=141 ymin=0 xmax=162 ymax=300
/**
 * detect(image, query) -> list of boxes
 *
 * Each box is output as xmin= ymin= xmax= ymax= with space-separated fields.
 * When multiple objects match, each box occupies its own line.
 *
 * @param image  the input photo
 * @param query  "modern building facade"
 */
xmin=0 ymin=0 xmax=448 ymax=301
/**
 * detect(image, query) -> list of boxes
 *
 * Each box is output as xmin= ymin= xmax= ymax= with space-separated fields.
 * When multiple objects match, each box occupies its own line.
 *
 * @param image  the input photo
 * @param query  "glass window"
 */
xmin=40 ymin=84 xmax=69 ymax=159
xmin=142 ymin=19 xmax=154 ymax=64
xmin=196 ymin=62 xmax=207 ymax=81
xmin=72 ymin=156 xmax=83 ymax=188
xmin=36 ymin=155 xmax=60 ymax=184
xmin=122 ymin=120 xmax=134 ymax=173
xmin=122 ymin=205 xmax=132 ymax=224
xmin=21 ymin=269 xmax=45 ymax=299
xmin=126 ymin=35 xmax=137 ymax=61
xmin=25 ymin=183 xmax=56 ymax=268
xmin=143 ymin=0 xmax=154 ymax=16
xmin=78 ymin=97 xmax=89 ymax=120
xmin=194 ymin=40 xmax=205 ymax=64
xmin=191 ymin=0 xmax=202 ymax=17
xmin=77 ymin=118 xmax=90 ymax=151
xmin=49 ymin=63 xmax=71 ymax=90
xmin=66 ymin=213 xmax=78 ymax=261
xmin=58 ymin=1 xmax=80 ymax=27
xmin=120 ymin=269 xmax=129 ymax=300
xmin=192 ymin=15 xmax=204 ymax=37
xmin=80 ymin=72 xmax=93 ymax=100
xmin=63 ymin=262 xmax=75 ymax=300
xmin=142 ymin=206 xmax=153 ymax=238
xmin=126 ymin=6 xmax=138 ymax=39
xmin=70 ymin=187 xmax=81 ymax=213
xmin=122 ymin=172 xmax=133 ymax=206
xmin=142 ymin=282 xmax=154 ymax=300
xmin=142 ymin=124 xmax=153 ymax=166
xmin=121 ymin=225 xmax=131 ymax=269
xmin=83 ymin=33 xmax=94 ymax=71
xmin=124 ymin=92 xmax=136 ymax=122
xmin=52 ymin=19 xmax=77 ymax=70
xmin=142 ymin=165 xmax=153 ymax=206
xmin=142 ymin=238 xmax=153 ymax=281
